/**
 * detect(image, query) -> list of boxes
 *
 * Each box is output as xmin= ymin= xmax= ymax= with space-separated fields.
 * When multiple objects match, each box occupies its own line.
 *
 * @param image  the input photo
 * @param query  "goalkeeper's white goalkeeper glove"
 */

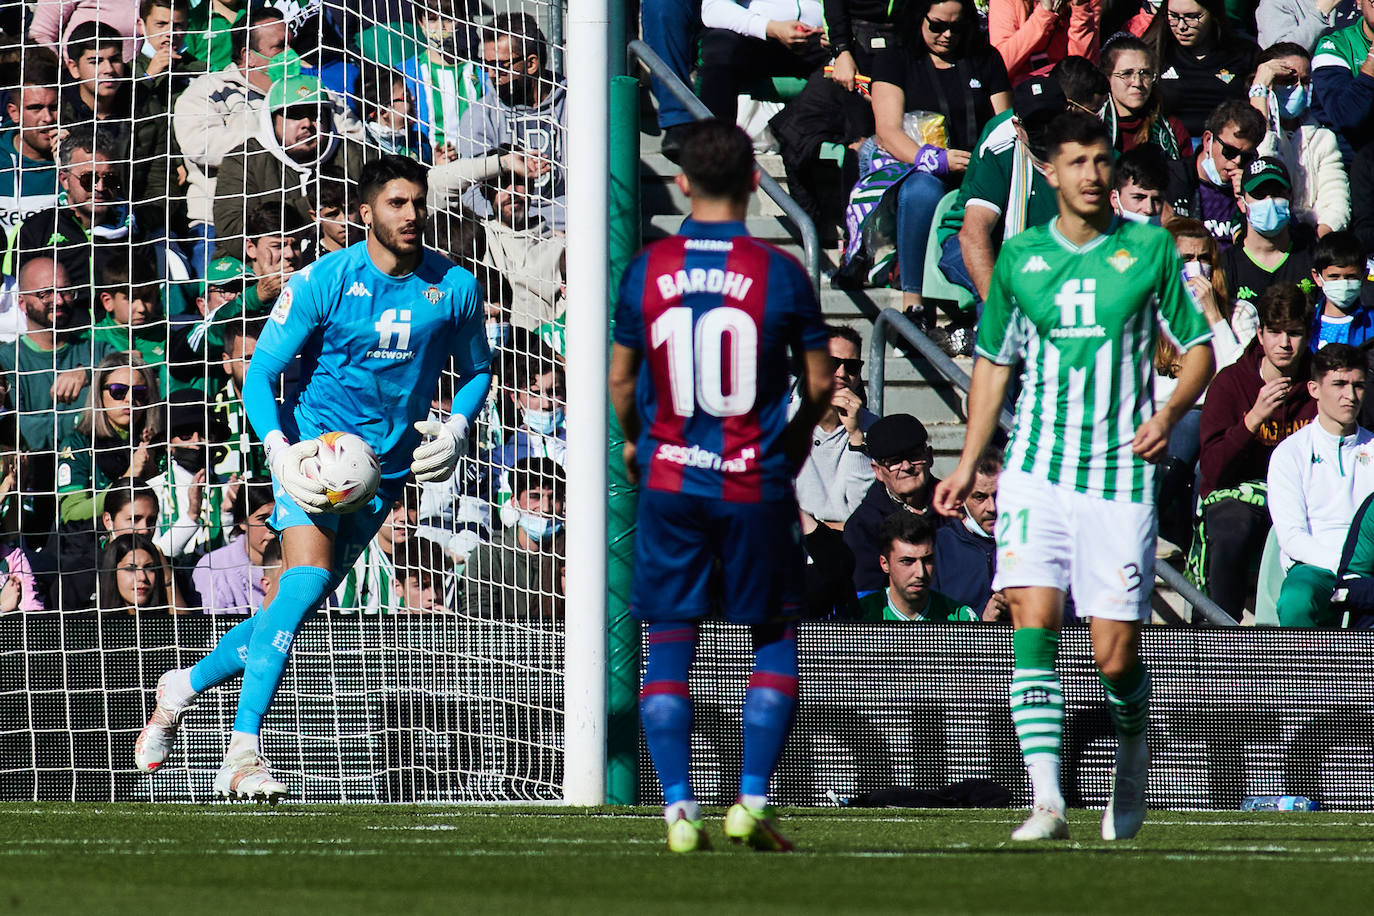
xmin=411 ymin=416 xmax=469 ymax=483
xmin=265 ymin=430 xmax=330 ymax=514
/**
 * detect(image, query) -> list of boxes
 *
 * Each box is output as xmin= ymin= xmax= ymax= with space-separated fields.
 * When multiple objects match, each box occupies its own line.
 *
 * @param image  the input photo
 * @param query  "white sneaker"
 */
xmin=134 ymin=671 xmax=193 ymax=773
xmin=1011 ymin=803 xmax=1070 ymax=841
xmin=213 ymin=751 xmax=289 ymax=802
xmin=1102 ymin=743 xmax=1149 ymax=841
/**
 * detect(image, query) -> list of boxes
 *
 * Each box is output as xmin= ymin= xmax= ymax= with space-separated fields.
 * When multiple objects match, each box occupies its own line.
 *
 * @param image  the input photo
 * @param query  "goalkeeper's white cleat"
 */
xmin=1102 ymin=742 xmax=1149 ymax=841
xmin=214 ymin=751 xmax=289 ymax=803
xmin=134 ymin=671 xmax=193 ymax=773
xmin=1011 ymin=802 xmax=1070 ymax=841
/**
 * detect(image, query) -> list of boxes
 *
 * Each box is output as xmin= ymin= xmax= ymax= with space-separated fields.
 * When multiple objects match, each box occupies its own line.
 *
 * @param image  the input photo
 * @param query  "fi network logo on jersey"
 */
xmin=1051 ymin=279 xmax=1106 ymax=339
xmin=1021 ymin=255 xmax=1050 ymax=273
xmin=369 ymin=308 xmax=415 ymax=361
xmin=347 ymin=281 xmax=371 ymax=298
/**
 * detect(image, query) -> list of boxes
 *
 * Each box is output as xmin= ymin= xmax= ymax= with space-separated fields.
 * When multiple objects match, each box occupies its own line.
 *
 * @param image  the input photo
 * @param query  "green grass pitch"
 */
xmin=3 ymin=803 xmax=1373 ymax=914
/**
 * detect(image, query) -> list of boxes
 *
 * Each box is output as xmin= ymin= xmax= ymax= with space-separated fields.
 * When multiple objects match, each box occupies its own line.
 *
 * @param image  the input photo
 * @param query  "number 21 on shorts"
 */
xmin=997 ymin=508 xmax=1029 ymax=548
xmin=651 ymin=306 xmax=758 ymax=417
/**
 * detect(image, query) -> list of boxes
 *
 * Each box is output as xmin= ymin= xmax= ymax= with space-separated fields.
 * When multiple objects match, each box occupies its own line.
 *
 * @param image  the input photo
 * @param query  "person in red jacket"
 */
xmin=1195 ymin=282 xmax=1318 ymax=620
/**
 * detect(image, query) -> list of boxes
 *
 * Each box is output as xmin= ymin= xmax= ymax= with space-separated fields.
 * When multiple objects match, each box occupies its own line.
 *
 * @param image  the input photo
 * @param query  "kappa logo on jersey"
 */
xmin=270 ymin=287 xmax=293 ymax=324
xmin=1022 ymin=256 xmax=1051 ymax=273
xmin=1051 ymin=279 xmax=1106 ymax=339
xmin=347 ymin=281 xmax=371 ymax=297
xmin=369 ymin=308 xmax=415 ymax=360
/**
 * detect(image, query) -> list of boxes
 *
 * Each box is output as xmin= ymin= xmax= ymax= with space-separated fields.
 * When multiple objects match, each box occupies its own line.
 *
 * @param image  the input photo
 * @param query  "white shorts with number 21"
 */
xmin=991 ymin=469 xmax=1156 ymax=622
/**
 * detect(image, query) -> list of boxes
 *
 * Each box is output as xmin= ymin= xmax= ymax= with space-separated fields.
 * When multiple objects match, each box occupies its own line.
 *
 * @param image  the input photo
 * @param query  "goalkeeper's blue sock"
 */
xmin=1010 ymin=627 xmax=1064 ymax=811
xmin=740 ymin=623 xmax=798 ymax=801
xmin=640 ymin=623 xmax=697 ymax=806
xmin=189 ymin=616 xmax=257 ymax=693
xmin=232 ymin=566 xmax=333 ymax=735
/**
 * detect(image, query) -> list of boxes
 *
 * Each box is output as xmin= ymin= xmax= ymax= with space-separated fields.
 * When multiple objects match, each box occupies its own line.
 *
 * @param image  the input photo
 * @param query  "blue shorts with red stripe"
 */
xmin=631 ymin=488 xmax=805 ymax=624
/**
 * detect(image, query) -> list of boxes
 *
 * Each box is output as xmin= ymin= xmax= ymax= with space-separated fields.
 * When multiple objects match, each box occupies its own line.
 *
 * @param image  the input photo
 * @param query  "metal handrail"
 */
xmin=626 ymin=39 xmax=821 ymax=295
xmin=867 ymin=307 xmax=1237 ymax=628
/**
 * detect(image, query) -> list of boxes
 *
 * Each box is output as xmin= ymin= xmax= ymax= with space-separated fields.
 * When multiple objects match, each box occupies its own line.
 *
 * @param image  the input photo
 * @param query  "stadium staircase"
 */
xmin=634 ymin=104 xmax=1204 ymax=624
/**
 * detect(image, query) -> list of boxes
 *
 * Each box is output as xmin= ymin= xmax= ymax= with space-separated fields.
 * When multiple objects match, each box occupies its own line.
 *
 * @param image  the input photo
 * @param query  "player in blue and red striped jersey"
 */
xmin=609 ymin=120 xmax=832 ymax=853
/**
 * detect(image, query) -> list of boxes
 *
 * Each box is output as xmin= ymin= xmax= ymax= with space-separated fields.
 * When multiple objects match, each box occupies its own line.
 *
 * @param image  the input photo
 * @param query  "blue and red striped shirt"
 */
xmin=614 ymin=218 xmax=828 ymax=502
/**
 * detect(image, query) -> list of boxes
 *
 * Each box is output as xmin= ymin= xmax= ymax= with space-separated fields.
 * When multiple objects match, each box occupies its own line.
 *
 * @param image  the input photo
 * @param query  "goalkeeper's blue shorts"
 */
xmin=270 ymin=478 xmax=390 ymax=581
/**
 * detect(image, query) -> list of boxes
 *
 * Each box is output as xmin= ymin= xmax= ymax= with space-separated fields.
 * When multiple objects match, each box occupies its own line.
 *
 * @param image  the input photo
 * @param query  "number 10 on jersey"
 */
xmin=651 ymin=306 xmax=758 ymax=417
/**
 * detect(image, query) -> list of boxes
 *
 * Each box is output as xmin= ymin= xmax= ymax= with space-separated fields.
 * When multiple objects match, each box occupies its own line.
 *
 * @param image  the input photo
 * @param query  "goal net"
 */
xmin=0 ymin=0 xmax=571 ymax=802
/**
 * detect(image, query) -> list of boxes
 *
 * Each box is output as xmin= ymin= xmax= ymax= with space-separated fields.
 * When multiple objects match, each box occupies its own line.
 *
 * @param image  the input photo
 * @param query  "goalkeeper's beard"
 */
xmin=371 ymin=218 xmax=422 ymax=257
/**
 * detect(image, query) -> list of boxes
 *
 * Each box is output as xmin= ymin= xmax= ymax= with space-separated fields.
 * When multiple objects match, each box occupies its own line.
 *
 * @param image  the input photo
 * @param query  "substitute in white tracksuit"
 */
xmin=1267 ymin=343 xmax=1374 ymax=624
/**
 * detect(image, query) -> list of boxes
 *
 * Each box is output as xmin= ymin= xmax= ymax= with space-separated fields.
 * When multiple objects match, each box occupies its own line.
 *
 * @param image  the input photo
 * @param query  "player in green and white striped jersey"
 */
xmin=934 ymin=111 xmax=1215 ymax=844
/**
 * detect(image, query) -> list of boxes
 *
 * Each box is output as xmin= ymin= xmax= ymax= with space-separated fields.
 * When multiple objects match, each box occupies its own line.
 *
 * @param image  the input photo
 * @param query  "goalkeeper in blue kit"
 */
xmin=134 ymin=155 xmax=492 ymax=800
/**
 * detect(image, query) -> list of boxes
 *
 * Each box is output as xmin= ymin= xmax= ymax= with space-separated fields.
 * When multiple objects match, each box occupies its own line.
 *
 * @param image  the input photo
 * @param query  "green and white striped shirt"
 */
xmin=976 ymin=217 xmax=1211 ymax=503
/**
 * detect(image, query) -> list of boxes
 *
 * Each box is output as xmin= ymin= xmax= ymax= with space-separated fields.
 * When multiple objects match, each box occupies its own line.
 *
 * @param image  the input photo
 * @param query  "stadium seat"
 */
xmin=922 ymin=190 xmax=974 ymax=313
xmin=1253 ymin=528 xmax=1284 ymax=627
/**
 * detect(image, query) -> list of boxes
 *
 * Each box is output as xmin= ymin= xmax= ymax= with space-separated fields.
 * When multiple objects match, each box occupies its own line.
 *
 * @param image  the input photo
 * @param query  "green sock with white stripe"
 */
xmin=1100 ymin=660 xmax=1150 ymax=749
xmin=1010 ymin=628 xmax=1064 ymax=811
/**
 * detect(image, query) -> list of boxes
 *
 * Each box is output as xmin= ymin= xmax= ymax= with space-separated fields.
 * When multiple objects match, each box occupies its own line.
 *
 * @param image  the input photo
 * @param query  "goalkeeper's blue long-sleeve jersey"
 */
xmin=242 ymin=241 xmax=492 ymax=497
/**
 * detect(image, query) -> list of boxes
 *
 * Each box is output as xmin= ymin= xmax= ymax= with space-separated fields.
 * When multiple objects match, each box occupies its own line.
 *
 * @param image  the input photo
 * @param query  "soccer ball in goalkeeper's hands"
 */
xmin=310 ymin=432 xmax=381 ymax=514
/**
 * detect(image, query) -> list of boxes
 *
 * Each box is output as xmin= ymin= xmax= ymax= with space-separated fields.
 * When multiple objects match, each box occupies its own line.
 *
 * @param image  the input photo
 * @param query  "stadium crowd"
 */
xmin=1 ymin=0 xmax=1373 ymax=626
xmin=643 ymin=0 xmax=1374 ymax=626
xmin=0 ymin=0 xmax=567 ymax=617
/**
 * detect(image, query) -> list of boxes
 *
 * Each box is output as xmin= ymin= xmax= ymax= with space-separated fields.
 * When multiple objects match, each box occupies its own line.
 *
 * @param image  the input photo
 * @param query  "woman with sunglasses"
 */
xmin=1100 ymin=34 xmax=1192 ymax=158
xmin=96 ymin=533 xmax=185 ymax=615
xmin=57 ymin=351 xmax=165 ymax=527
xmin=871 ymin=0 xmax=1012 ymax=317
xmin=1144 ymin=0 xmax=1259 ymax=140
xmin=990 ymin=0 xmax=1101 ymax=87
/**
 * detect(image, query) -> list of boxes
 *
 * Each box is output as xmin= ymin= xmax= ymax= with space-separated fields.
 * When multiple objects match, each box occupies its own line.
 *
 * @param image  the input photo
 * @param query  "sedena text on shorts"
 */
xmin=991 ymin=468 xmax=1156 ymax=622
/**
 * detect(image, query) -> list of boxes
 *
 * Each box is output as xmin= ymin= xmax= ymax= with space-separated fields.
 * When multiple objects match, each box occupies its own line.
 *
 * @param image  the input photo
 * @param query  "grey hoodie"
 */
xmin=453 ymin=79 xmax=566 ymax=232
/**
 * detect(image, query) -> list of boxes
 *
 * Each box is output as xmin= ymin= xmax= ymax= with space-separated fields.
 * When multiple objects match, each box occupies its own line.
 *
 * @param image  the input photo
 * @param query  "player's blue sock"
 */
xmin=232 ymin=566 xmax=333 ymax=734
xmin=740 ymin=623 xmax=798 ymax=801
xmin=188 ymin=617 xmax=257 ymax=693
xmin=640 ymin=623 xmax=697 ymax=806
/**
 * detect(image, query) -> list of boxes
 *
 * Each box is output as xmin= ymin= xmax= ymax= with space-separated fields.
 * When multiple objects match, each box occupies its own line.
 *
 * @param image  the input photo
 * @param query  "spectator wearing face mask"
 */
xmin=145 ymin=387 xmax=232 ymax=561
xmin=1250 ymin=42 xmax=1350 ymax=237
xmin=1308 ymin=230 xmax=1373 ymax=349
xmin=1220 ymin=156 xmax=1315 ymax=324
xmin=1110 ymin=145 xmax=1169 ymax=225
xmin=493 ymin=346 xmax=566 ymax=508
xmin=464 ymin=457 xmax=564 ymax=619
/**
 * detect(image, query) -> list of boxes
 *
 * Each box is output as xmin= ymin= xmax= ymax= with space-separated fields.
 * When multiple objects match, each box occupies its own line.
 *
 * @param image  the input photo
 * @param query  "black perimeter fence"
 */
xmin=4 ymin=615 xmax=1373 ymax=808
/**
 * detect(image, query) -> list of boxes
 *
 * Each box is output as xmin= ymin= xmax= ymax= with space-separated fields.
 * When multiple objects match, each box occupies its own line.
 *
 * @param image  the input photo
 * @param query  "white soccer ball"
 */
xmin=310 ymin=431 xmax=380 ymax=514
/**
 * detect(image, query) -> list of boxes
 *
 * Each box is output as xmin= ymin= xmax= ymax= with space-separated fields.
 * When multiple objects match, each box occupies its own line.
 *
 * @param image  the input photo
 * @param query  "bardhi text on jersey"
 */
xmin=656 ymin=268 xmax=755 ymax=302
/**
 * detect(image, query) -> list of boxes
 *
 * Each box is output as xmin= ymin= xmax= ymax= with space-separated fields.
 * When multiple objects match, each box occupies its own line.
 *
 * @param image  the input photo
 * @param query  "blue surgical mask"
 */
xmin=1275 ymin=83 xmax=1310 ymax=120
xmin=1323 ymin=278 xmax=1363 ymax=311
xmin=518 ymin=513 xmax=564 ymax=542
xmin=523 ymin=407 xmax=564 ymax=436
xmin=1201 ymin=139 xmax=1225 ymax=186
xmin=485 ymin=321 xmax=512 ymax=351
xmin=1247 ymin=197 xmax=1290 ymax=237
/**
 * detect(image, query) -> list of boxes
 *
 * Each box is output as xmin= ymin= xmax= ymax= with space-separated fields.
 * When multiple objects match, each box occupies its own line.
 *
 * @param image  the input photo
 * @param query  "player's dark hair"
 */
xmin=1204 ymin=100 xmax=1266 ymax=144
xmin=509 ymin=456 xmax=565 ymax=502
xmin=101 ymin=478 xmax=159 ymax=527
xmin=1256 ymin=282 xmax=1313 ymax=335
xmin=1257 ymin=41 xmax=1310 ymax=66
xmin=1313 ymin=230 xmax=1365 ymax=274
xmin=677 ymin=120 xmax=755 ymax=201
xmin=827 ymin=325 xmax=863 ymax=351
xmin=1312 ymin=342 xmax=1365 ymax=381
xmin=1114 ymin=145 xmax=1168 ymax=192
xmin=244 ymin=203 xmax=309 ymax=240
xmin=64 ymin=21 xmax=123 ymax=60
xmin=1052 ymin=55 xmax=1109 ymax=109
xmin=230 ymin=479 xmax=275 ymax=528
xmin=878 ymin=510 xmax=938 ymax=557
xmin=974 ymin=447 xmax=1003 ymax=479
xmin=1043 ymin=110 xmax=1111 ymax=158
xmin=97 ymin=533 xmax=170 ymax=612
xmin=358 ymin=154 xmax=429 ymax=205
xmin=233 ymin=6 xmax=286 ymax=67
xmin=485 ymin=12 xmax=547 ymax=71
